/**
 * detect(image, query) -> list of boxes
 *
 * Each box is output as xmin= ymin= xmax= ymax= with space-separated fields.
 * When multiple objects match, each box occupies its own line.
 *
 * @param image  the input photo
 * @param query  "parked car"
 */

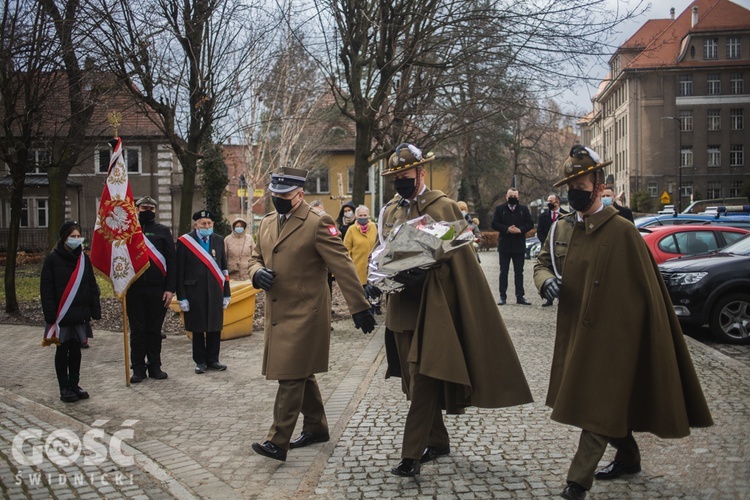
xmin=635 ymin=212 xmax=750 ymax=229
xmin=659 ymin=234 xmax=750 ymax=344
xmin=681 ymin=197 xmax=749 ymax=214
xmin=641 ymin=225 xmax=749 ymax=264
xmin=525 ymin=236 xmax=539 ymax=259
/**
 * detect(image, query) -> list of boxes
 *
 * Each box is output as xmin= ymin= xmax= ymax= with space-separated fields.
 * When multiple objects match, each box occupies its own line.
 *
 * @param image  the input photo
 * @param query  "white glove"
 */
xmin=179 ymin=299 xmax=190 ymax=312
xmin=222 ymin=297 xmax=230 ymax=309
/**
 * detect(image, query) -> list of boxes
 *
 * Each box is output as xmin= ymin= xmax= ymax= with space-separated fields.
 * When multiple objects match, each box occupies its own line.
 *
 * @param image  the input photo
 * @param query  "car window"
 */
xmin=722 ymin=231 xmax=746 ymax=246
xmin=673 ymin=231 xmax=716 ymax=254
xmin=657 ymin=234 xmax=678 ymax=254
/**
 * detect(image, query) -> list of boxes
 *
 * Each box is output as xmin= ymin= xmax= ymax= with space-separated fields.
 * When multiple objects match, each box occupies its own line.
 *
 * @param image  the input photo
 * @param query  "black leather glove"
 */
xmin=393 ymin=268 xmax=428 ymax=289
xmin=541 ymin=277 xmax=562 ymax=302
xmin=253 ymin=268 xmax=276 ymax=291
xmin=364 ymin=284 xmax=382 ymax=301
xmin=352 ymin=309 xmax=376 ymax=334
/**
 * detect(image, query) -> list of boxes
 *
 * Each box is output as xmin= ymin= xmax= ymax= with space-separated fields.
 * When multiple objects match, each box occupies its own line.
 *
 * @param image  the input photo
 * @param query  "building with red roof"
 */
xmin=579 ymin=0 xmax=750 ymax=211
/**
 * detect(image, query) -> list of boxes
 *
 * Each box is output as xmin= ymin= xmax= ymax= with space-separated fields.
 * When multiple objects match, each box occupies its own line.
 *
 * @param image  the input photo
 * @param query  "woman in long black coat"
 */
xmin=41 ymin=221 xmax=101 ymax=402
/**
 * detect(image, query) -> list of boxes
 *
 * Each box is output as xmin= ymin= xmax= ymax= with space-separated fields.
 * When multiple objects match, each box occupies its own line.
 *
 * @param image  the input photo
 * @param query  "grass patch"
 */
xmin=1 ymin=263 xmax=116 ymax=302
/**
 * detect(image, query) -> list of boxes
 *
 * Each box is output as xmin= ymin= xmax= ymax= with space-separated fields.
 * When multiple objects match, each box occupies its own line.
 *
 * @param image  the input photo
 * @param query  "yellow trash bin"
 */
xmin=170 ymin=280 xmax=260 ymax=340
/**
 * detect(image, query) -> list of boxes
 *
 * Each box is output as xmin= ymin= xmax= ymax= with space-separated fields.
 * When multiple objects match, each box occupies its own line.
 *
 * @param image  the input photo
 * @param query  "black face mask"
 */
xmin=138 ymin=210 xmax=155 ymax=224
xmin=568 ymin=188 xmax=595 ymax=212
xmin=507 ymin=197 xmax=518 ymax=206
xmin=547 ymin=202 xmax=556 ymax=211
xmin=394 ymin=177 xmax=416 ymax=199
xmin=272 ymin=195 xmax=295 ymax=215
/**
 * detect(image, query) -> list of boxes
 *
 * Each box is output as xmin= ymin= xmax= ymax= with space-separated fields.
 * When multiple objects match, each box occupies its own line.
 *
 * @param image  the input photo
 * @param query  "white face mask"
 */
xmin=66 ymin=237 xmax=84 ymax=249
xmin=234 ymin=226 xmax=245 ymax=234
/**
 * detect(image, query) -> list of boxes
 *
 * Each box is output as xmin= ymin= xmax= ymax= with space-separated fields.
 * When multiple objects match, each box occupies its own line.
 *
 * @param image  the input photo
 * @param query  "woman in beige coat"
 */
xmin=343 ymin=205 xmax=378 ymax=285
xmin=224 ymin=217 xmax=254 ymax=281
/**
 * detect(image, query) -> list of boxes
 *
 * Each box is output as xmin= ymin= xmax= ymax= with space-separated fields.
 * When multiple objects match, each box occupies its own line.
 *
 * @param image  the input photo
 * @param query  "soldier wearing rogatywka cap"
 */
xmin=248 ymin=166 xmax=375 ymax=462
xmin=126 ymin=195 xmax=176 ymax=383
xmin=533 ymin=145 xmax=713 ymax=500
xmin=175 ymin=208 xmax=231 ymax=374
xmin=376 ymin=143 xmax=532 ymax=478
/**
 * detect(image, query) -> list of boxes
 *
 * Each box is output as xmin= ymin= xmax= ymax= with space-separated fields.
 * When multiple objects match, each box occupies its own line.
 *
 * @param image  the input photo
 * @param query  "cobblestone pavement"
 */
xmin=0 ymin=256 xmax=748 ymax=499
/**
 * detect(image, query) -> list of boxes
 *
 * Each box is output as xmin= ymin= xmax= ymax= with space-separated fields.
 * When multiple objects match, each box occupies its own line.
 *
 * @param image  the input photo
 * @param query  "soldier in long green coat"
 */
xmin=533 ymin=146 xmax=713 ymax=500
xmin=379 ymin=143 xmax=533 ymax=478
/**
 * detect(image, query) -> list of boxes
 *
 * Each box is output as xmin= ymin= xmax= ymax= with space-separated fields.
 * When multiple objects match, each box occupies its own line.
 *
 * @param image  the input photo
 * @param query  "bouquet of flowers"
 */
xmin=368 ymin=214 xmax=474 ymax=293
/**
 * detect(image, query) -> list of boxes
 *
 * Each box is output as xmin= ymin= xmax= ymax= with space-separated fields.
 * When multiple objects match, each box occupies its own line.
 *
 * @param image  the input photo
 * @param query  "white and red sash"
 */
xmin=43 ymin=252 xmax=85 ymax=346
xmin=179 ymin=233 xmax=226 ymax=288
xmin=144 ymin=237 xmax=167 ymax=276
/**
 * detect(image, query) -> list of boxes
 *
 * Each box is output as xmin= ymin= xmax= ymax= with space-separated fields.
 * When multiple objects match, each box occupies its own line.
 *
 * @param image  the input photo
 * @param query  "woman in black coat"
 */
xmin=41 ymin=221 xmax=101 ymax=403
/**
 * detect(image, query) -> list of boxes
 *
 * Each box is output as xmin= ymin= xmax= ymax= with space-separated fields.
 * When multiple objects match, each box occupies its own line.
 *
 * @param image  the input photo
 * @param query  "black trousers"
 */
xmin=127 ymin=285 xmax=168 ymax=373
xmin=55 ymin=340 xmax=82 ymax=386
xmin=192 ymin=332 xmax=221 ymax=365
xmin=498 ymin=251 xmax=525 ymax=299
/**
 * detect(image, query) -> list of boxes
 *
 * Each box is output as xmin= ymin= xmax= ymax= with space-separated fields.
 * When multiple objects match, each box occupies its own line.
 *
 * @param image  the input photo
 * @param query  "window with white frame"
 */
xmin=27 ymin=148 xmax=50 ymax=174
xmin=707 ymin=74 xmax=721 ymax=95
xmin=727 ymin=37 xmax=741 ymax=59
xmin=730 ymin=73 xmax=744 ymax=94
xmin=679 ymin=110 xmax=693 ymax=131
xmin=12 ymin=198 xmax=48 ymax=228
xmin=347 ymin=166 xmax=373 ymax=194
xmin=730 ymin=180 xmax=743 ymax=197
xmin=679 ymin=75 xmax=693 ymax=96
xmin=648 ymin=181 xmax=658 ymax=198
xmin=680 ymin=147 xmax=693 ymax=168
xmin=707 ymin=181 xmax=722 ymax=198
xmin=707 ymin=109 xmax=721 ymax=131
xmin=704 ymin=38 xmax=718 ymax=59
xmin=730 ymin=145 xmax=744 ymax=167
xmin=731 ymin=109 xmax=744 ymax=130
xmin=305 ymin=168 xmax=330 ymax=194
xmin=680 ymin=182 xmax=693 ymax=197
xmin=95 ymin=146 xmax=142 ymax=174
xmin=707 ymin=146 xmax=721 ymax=167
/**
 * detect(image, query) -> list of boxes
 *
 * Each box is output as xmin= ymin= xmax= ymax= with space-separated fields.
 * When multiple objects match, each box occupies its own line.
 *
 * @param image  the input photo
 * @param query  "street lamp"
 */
xmin=662 ymin=116 xmax=682 ymax=212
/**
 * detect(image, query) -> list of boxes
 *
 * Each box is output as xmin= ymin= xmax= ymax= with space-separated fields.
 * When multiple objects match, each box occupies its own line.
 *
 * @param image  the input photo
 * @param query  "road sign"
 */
xmin=237 ymin=188 xmax=248 ymax=197
xmin=253 ymin=189 xmax=264 ymax=197
xmin=660 ymin=191 xmax=671 ymax=204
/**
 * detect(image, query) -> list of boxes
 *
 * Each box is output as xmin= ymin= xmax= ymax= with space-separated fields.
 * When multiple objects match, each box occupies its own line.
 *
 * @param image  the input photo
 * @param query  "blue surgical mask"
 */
xmin=461 ymin=210 xmax=467 ymax=216
xmin=66 ymin=237 xmax=84 ymax=249
xmin=234 ymin=226 xmax=245 ymax=234
xmin=198 ymin=227 xmax=214 ymax=238
xmin=601 ymin=196 xmax=614 ymax=207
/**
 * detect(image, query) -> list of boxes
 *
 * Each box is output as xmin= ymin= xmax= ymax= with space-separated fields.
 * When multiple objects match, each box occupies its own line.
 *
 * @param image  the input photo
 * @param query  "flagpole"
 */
xmin=122 ymin=297 xmax=131 ymax=387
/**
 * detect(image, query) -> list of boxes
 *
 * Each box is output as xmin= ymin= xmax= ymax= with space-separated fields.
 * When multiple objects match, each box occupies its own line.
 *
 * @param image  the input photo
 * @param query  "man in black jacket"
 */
xmin=491 ymin=188 xmax=534 ymax=305
xmin=126 ymin=196 xmax=177 ymax=383
xmin=602 ymin=187 xmax=634 ymax=223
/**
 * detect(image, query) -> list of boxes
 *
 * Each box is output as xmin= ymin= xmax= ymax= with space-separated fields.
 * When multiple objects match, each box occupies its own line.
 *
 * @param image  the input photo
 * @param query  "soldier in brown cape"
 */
xmin=377 ymin=143 xmax=533 ymax=477
xmin=533 ymin=145 xmax=713 ymax=500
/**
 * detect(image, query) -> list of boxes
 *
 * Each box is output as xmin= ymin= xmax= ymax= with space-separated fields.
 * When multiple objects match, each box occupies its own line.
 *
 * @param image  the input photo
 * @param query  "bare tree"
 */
xmin=312 ymin=0 xmax=644 ymax=206
xmin=239 ymin=17 xmax=340 ymax=212
xmin=88 ymin=0 xmax=273 ymax=235
xmin=38 ymin=0 xmax=103 ymax=247
xmin=0 ymin=0 xmax=58 ymax=312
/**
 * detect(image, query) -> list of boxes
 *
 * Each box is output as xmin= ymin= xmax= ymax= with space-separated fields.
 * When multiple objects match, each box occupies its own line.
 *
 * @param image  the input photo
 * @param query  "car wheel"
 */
xmin=709 ymin=293 xmax=750 ymax=344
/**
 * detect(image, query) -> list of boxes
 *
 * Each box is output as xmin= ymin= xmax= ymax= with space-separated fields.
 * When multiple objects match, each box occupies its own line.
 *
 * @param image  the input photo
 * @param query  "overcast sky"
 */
xmin=560 ymin=0 xmax=750 ymax=114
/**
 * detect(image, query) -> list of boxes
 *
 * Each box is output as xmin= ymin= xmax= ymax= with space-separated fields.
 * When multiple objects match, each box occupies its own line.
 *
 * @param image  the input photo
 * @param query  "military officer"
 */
xmin=176 ymin=209 xmax=231 ymax=374
xmin=378 ymin=143 xmax=532 ymax=477
xmin=126 ymin=196 xmax=176 ymax=383
xmin=533 ymin=146 xmax=713 ymax=500
xmin=248 ymin=167 xmax=375 ymax=462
